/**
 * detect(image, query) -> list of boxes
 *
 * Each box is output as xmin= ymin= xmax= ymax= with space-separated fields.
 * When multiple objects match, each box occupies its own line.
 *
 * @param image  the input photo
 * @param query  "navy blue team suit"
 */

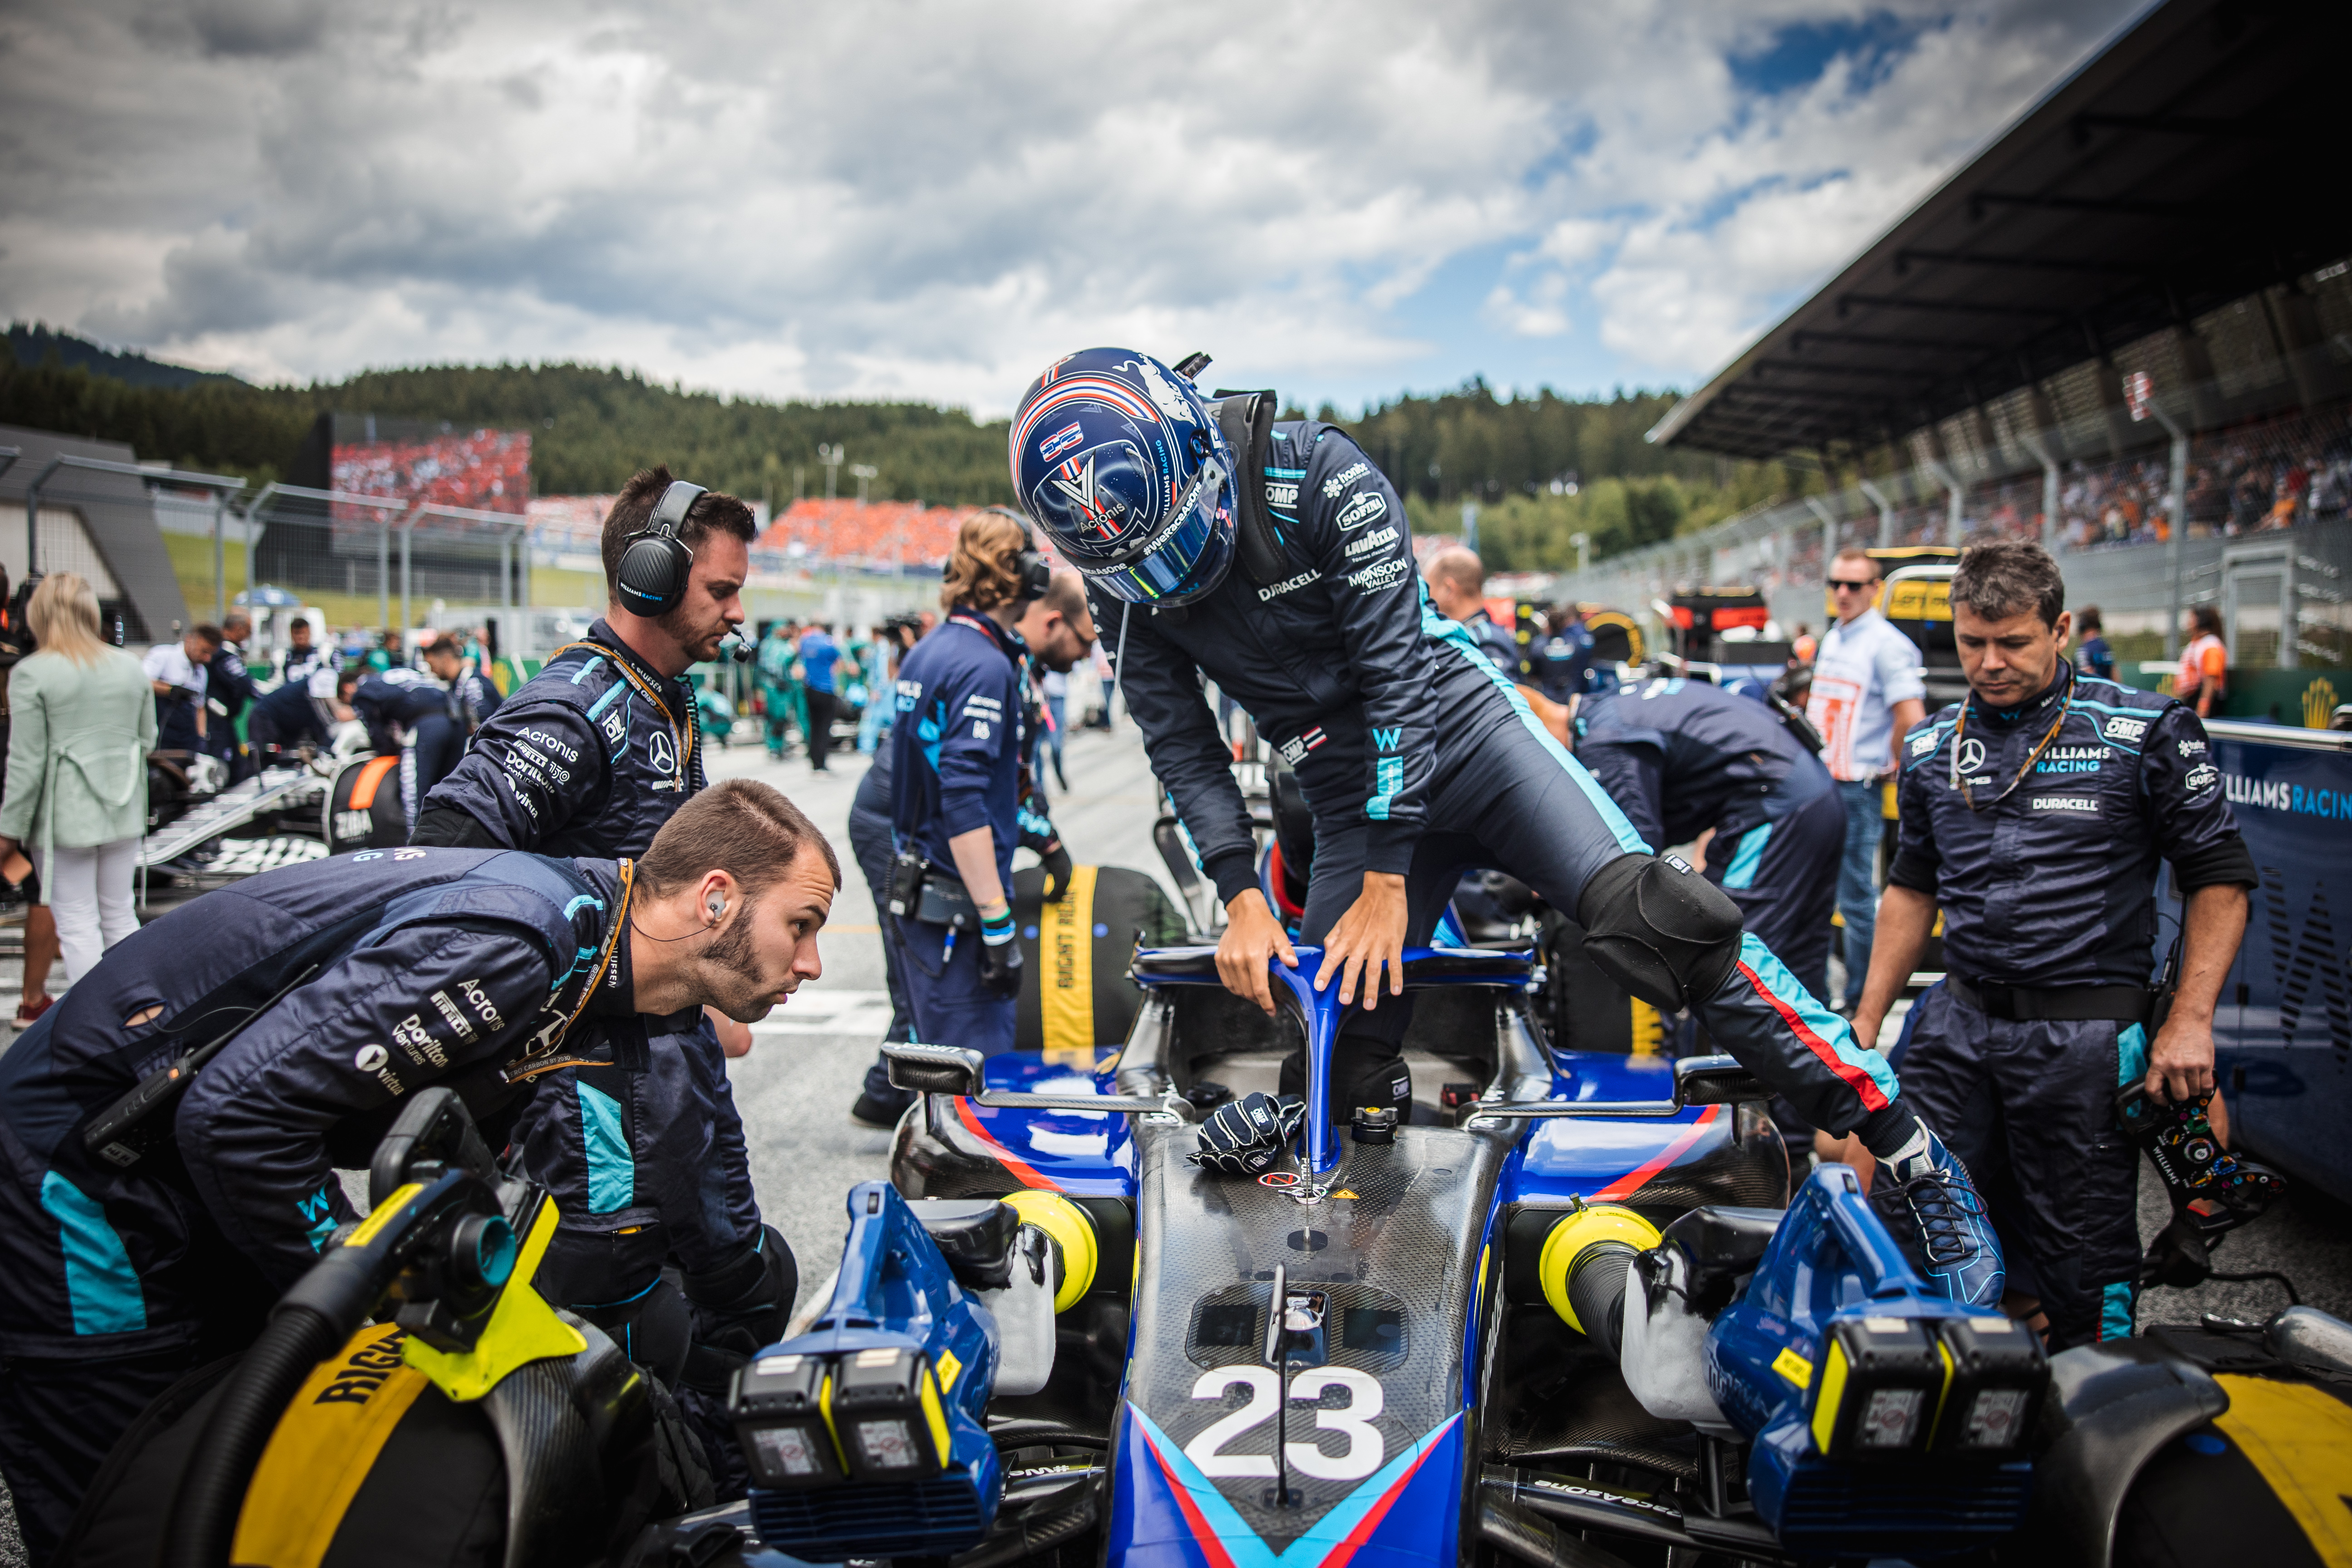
xmin=205 ymin=636 xmax=258 ymax=780
xmin=242 ymin=669 xmax=339 ymax=759
xmin=412 ymin=621 xmax=786 ymax=1482
xmin=1573 ymin=676 xmax=1843 ymax=1002
xmin=0 ymin=848 xmax=634 ymax=1561
xmin=1098 ymin=420 xmax=1911 ymax=1141
xmin=1889 ymin=666 xmax=2254 ymax=1347
xmin=888 ymin=611 xmax=1028 ymax=1060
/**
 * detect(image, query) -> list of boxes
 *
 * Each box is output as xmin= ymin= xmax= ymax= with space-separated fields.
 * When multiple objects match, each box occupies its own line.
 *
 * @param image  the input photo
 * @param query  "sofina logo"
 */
xmin=2303 ymin=677 xmax=2340 ymax=730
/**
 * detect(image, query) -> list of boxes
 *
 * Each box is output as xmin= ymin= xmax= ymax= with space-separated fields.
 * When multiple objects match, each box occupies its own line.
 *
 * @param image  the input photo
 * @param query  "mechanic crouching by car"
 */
xmin=0 ymin=779 xmax=837 ymax=1563
xmin=1012 ymin=347 xmax=2000 ymax=1313
xmin=244 ymin=662 xmax=359 ymax=764
xmin=852 ymin=565 xmax=1095 ymax=1126
xmin=406 ymin=469 xmax=787 ymax=1490
xmin=886 ymin=511 xmax=1056 ymax=1063
xmin=1842 ymin=540 xmax=2254 ymax=1350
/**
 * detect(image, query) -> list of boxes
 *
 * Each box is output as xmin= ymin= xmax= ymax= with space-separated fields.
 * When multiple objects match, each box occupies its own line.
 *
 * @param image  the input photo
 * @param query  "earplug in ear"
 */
xmin=707 ymin=897 xmax=726 ymax=919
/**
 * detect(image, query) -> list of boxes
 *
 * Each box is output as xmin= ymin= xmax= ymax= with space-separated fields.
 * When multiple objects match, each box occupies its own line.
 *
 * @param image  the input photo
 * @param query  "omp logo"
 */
xmin=1908 ymin=730 xmax=1940 ymax=757
xmin=1257 ymin=570 xmax=1318 ymax=602
xmin=1037 ymin=422 xmax=1084 ymax=463
xmin=1335 ymin=492 xmax=1386 ymax=531
xmin=1265 ymin=482 xmax=1300 ymax=509
xmin=1278 ymin=735 xmax=1308 ymax=764
xmin=1322 ymin=462 xmax=1370 ymax=498
xmin=2031 ymin=795 xmax=2098 ymax=812
xmin=1346 ymin=557 xmax=1409 ymax=592
xmin=2104 ymin=715 xmax=2149 ymax=742
xmin=1372 ymin=727 xmax=1403 ymax=751
xmin=1345 ymin=525 xmax=1397 ymax=558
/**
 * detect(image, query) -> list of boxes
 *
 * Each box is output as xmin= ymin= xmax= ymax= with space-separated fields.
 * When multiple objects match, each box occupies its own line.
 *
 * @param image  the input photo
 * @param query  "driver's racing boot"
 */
xmin=1875 ymin=1122 xmax=2005 ymax=1309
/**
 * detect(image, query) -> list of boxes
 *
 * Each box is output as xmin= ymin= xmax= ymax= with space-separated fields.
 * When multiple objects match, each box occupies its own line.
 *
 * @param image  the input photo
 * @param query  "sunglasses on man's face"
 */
xmin=1826 ymin=578 xmax=1876 ymax=592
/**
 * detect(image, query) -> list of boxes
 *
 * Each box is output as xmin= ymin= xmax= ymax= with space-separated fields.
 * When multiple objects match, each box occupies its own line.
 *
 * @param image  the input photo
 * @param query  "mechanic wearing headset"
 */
xmin=1570 ymin=675 xmax=1843 ymax=1007
xmin=0 ymin=781 xmax=837 ymax=1563
xmin=1011 ymin=348 xmax=2000 ymax=1310
xmin=408 ymin=468 xmax=791 ymax=1490
xmin=850 ymin=563 xmax=1095 ymax=1126
xmin=1847 ymin=540 xmax=2253 ymax=1349
xmin=886 ymin=511 xmax=1057 ymax=1062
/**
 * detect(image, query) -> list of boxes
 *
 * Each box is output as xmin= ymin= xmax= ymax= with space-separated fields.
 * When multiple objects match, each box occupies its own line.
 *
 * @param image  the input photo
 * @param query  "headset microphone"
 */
xmin=715 ymin=632 xmax=754 ymax=664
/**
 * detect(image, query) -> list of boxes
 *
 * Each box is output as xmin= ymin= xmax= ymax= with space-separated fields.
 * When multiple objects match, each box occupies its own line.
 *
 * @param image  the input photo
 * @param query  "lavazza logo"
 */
xmin=1346 ymin=525 xmax=1398 ymax=558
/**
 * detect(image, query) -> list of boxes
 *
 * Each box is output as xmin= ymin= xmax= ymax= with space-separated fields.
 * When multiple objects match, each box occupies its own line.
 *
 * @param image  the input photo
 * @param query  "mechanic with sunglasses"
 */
xmin=1805 ymin=547 xmax=1929 ymax=1012
xmin=1845 ymin=540 xmax=2253 ymax=1348
xmin=1011 ymin=347 xmax=2004 ymax=1312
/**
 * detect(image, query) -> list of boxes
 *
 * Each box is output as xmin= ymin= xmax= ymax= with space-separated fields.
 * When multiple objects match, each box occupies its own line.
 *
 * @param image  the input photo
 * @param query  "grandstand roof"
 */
xmin=1649 ymin=0 xmax=2352 ymax=461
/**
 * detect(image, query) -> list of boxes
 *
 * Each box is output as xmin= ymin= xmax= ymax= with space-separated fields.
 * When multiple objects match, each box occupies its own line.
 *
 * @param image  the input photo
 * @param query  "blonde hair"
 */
xmin=941 ymin=509 xmax=1031 ymax=612
xmin=26 ymin=573 xmax=108 ymax=666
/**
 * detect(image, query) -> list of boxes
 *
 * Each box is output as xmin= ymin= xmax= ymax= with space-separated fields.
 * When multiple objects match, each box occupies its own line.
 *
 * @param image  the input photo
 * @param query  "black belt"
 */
xmin=1947 ymin=975 xmax=2157 ymax=1024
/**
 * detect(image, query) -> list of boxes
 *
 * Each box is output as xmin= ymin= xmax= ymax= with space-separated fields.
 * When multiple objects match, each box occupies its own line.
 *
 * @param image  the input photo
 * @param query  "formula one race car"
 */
xmin=89 ymin=934 xmax=2352 ymax=1568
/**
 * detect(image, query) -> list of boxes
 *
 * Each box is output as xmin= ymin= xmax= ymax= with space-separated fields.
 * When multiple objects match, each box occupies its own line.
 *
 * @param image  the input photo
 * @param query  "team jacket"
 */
xmin=247 ymin=676 xmax=335 ymax=749
xmin=1574 ymin=677 xmax=1834 ymax=852
xmin=419 ymin=620 xmax=705 ymax=858
xmin=1462 ymin=608 xmax=1522 ymax=676
xmin=1093 ymin=422 xmax=1457 ymax=905
xmin=0 ymin=849 xmax=629 ymax=1357
xmin=354 ymin=668 xmax=457 ymax=754
xmin=889 ymin=611 xmax=1028 ymax=891
xmin=1891 ymin=668 xmax=2255 ymax=987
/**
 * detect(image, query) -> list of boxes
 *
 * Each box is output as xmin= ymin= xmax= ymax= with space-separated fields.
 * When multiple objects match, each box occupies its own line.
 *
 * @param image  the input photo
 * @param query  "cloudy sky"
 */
xmin=0 ymin=0 xmax=2148 ymax=416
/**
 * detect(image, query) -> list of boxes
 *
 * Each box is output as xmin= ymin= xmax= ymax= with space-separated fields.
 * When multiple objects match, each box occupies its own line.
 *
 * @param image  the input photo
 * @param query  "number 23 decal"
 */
xmin=1182 ymin=1366 xmax=1384 ymax=1481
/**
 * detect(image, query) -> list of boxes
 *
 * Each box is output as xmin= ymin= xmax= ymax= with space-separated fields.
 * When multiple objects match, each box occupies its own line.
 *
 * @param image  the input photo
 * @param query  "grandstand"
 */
xmin=1549 ymin=0 xmax=2352 ymax=683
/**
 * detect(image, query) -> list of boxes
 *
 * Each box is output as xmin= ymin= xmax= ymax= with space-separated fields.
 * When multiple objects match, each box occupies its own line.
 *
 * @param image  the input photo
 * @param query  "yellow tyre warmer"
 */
xmin=1539 ymin=1206 xmax=1661 ymax=1335
xmin=232 ymin=1324 xmax=436 ymax=1568
xmin=1011 ymin=863 xmax=1189 ymax=1060
xmin=1003 ymin=1190 xmax=1099 ymax=1313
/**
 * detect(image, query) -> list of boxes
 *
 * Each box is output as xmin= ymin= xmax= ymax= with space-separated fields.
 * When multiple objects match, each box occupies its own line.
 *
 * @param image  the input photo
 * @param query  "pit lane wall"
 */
xmin=2183 ymin=720 xmax=2352 ymax=1205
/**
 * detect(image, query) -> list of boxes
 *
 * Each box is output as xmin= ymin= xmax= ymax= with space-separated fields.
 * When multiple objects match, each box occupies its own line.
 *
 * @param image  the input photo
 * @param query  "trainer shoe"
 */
xmin=1877 ymin=1124 xmax=2005 ymax=1309
xmin=849 ymin=1089 xmax=912 ymax=1130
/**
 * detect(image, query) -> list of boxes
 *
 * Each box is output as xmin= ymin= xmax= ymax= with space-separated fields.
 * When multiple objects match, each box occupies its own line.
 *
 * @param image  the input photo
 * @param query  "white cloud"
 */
xmin=0 ymin=0 xmax=2144 ymax=410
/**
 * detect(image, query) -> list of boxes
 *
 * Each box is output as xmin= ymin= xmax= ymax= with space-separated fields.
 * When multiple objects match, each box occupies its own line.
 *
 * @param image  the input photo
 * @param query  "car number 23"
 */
xmin=1182 ymin=1366 xmax=1384 ymax=1481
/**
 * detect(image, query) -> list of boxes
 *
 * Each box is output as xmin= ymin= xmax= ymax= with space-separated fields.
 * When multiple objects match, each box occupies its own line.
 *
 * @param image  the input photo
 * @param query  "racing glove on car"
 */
xmin=1188 ymin=1092 xmax=1306 ymax=1176
xmin=979 ymin=905 xmax=1024 ymax=997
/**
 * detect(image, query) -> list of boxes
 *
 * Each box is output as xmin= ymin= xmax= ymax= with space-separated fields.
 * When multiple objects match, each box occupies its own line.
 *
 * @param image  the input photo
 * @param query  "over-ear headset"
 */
xmin=616 ymin=479 xmax=708 ymax=617
xmin=956 ymin=507 xmax=1052 ymax=604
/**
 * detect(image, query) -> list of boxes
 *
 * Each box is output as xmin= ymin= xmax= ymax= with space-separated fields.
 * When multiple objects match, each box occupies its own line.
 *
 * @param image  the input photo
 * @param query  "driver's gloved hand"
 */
xmin=1188 ymin=1091 xmax=1306 ymax=1176
xmin=978 ymin=906 xmax=1024 ymax=997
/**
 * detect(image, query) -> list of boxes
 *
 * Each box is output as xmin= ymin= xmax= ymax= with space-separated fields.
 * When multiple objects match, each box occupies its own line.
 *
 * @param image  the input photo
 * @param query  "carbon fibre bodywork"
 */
xmin=873 ymin=945 xmax=1792 ymax=1568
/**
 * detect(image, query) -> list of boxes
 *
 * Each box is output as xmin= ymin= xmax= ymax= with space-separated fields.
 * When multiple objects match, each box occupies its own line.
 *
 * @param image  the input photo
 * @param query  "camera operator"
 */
xmin=1847 ymin=540 xmax=2253 ymax=1348
xmin=885 ymin=512 xmax=1055 ymax=1062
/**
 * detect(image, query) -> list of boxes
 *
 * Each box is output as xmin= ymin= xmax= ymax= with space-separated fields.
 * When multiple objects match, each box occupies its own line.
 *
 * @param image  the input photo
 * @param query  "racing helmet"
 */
xmin=1009 ymin=348 xmax=1237 ymax=606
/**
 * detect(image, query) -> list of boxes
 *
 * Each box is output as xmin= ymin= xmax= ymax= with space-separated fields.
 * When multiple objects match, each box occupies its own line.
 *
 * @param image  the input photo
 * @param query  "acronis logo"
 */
xmin=1038 ymin=422 xmax=1085 ymax=463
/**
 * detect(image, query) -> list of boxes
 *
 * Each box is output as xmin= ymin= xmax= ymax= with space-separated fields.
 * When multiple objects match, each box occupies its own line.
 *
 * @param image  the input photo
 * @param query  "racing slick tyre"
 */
xmin=323 ymin=753 xmax=409 ymax=853
xmin=1009 ymin=864 xmax=1188 ymax=1058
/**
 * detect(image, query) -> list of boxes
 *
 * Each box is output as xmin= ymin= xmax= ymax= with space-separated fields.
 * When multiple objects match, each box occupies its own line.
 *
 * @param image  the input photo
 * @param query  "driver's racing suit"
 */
xmin=1097 ymin=420 xmax=1911 ymax=1150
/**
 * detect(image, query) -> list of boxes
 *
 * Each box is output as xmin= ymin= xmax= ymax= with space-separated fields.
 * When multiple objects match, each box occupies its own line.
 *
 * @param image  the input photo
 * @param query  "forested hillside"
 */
xmin=2 ymin=329 xmax=1806 ymax=568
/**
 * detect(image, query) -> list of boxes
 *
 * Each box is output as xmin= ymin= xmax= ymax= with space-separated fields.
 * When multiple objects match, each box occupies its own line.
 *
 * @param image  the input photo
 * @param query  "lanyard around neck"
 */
xmin=553 ymin=639 xmax=693 ymax=777
xmin=1950 ymin=673 xmax=2072 ymax=811
xmin=502 ymin=859 xmax=636 ymax=1083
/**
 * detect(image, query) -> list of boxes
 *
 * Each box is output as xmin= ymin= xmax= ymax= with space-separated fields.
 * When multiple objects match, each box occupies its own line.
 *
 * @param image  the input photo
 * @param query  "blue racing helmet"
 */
xmin=1009 ymin=348 xmax=1237 ymax=606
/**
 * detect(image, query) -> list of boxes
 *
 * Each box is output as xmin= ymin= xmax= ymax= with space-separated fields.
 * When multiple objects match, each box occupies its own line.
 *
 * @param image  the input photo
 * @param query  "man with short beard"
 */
xmin=0 ymin=779 xmax=838 ymax=1562
xmin=407 ymin=468 xmax=787 ymax=1492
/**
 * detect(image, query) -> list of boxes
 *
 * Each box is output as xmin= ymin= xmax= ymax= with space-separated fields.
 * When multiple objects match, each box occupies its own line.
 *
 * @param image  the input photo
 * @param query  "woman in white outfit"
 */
xmin=0 ymin=573 xmax=155 ymax=986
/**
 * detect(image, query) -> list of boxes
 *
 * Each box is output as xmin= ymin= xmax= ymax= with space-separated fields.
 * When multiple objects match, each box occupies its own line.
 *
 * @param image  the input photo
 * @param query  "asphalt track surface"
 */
xmin=0 ymin=719 xmax=2345 ymax=1562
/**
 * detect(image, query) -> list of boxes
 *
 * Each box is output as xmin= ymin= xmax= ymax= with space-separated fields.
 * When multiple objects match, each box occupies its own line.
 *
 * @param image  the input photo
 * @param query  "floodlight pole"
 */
xmin=2143 ymin=399 xmax=2190 ymax=658
xmin=1857 ymin=480 xmax=1894 ymax=550
xmin=851 ymin=463 xmax=877 ymax=507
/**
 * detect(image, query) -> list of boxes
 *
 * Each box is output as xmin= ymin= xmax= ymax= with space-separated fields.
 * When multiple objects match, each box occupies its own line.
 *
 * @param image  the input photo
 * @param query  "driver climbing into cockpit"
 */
xmin=1010 ymin=347 xmax=2003 ymax=1309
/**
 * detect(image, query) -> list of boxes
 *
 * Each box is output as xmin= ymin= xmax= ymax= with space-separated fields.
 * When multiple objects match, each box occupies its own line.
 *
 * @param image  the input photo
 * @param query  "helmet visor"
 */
xmin=1078 ymin=459 xmax=1233 ymax=606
